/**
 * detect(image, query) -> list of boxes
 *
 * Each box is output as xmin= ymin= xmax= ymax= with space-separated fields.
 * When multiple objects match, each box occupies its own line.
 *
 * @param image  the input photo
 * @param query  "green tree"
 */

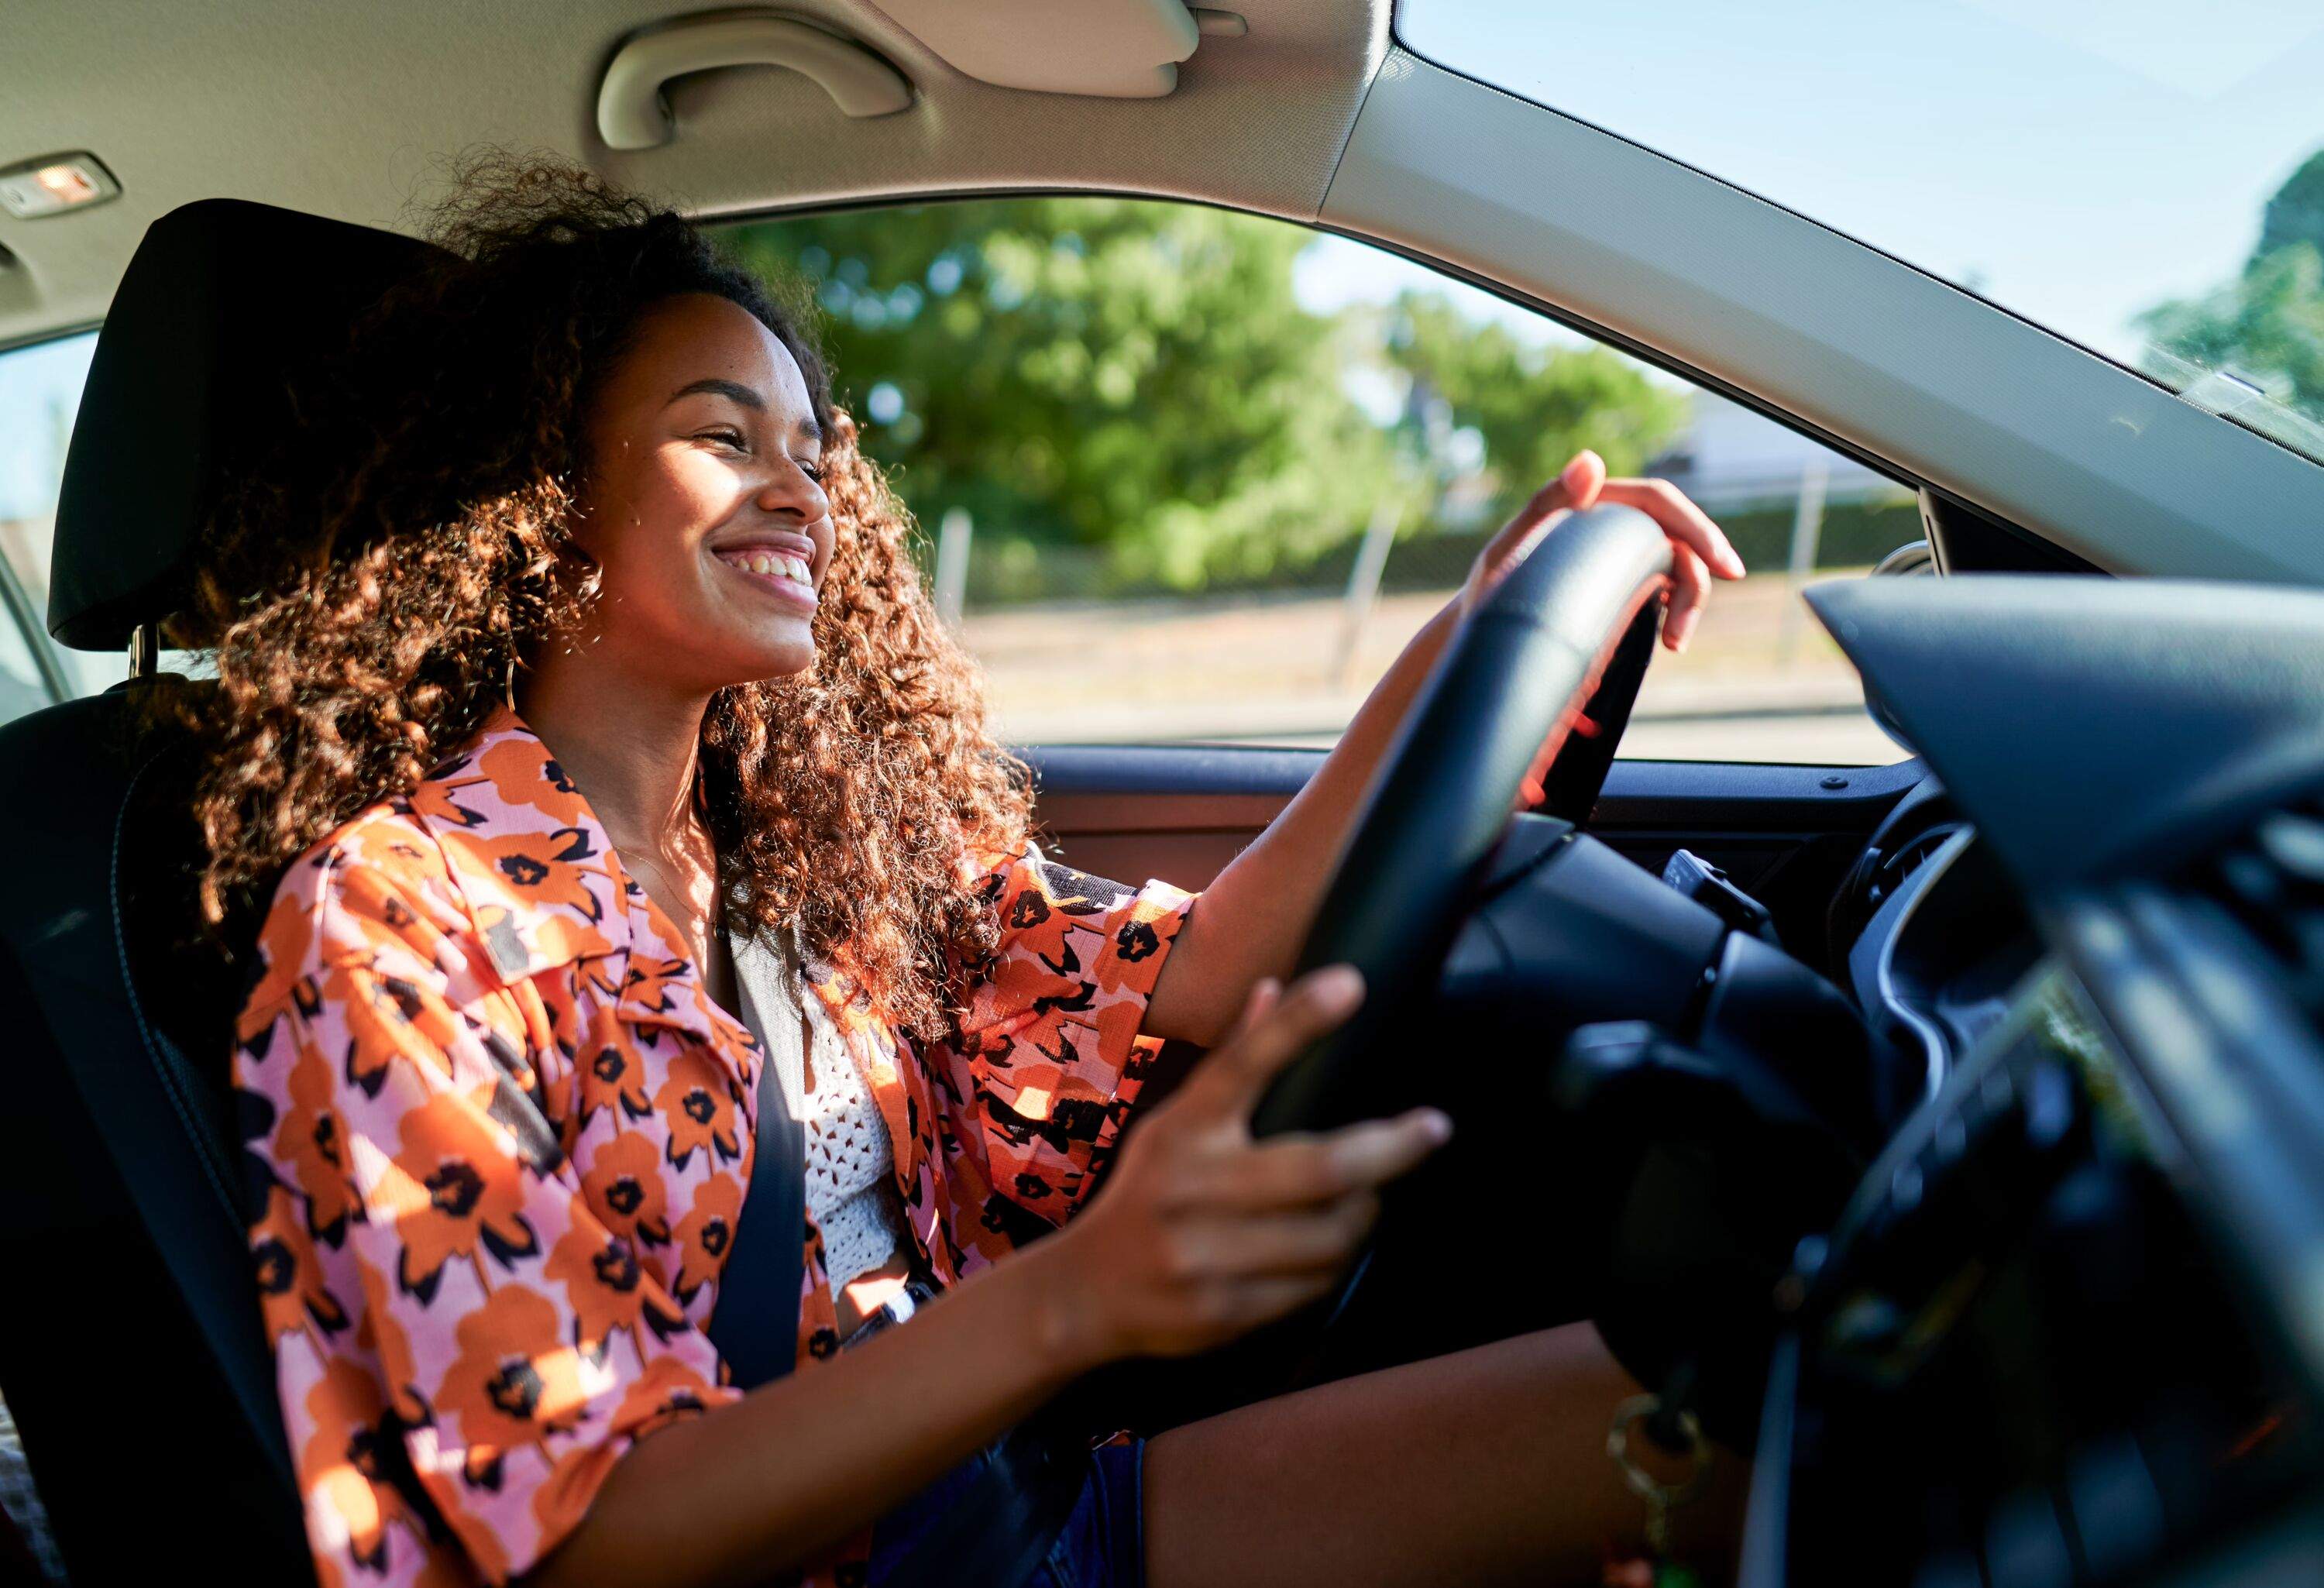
xmin=2255 ymin=149 xmax=2324 ymax=265
xmin=2136 ymin=148 xmax=2324 ymax=431
xmin=1377 ymin=291 xmax=1690 ymax=522
xmin=723 ymin=198 xmax=1689 ymax=591
xmin=727 ymin=198 xmax=1402 ymax=588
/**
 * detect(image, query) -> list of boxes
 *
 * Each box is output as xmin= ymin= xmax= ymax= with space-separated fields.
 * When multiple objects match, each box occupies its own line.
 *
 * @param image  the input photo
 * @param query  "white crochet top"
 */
xmin=729 ymin=927 xmax=909 ymax=1296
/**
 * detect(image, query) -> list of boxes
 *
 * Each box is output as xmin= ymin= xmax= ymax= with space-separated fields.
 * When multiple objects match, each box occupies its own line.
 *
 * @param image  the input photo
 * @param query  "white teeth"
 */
xmin=724 ymin=549 xmax=811 ymax=585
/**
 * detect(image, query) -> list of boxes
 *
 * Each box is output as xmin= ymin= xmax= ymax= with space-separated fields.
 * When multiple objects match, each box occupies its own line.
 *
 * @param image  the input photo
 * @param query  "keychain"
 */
xmin=1602 ymin=1393 xmax=1713 ymax=1588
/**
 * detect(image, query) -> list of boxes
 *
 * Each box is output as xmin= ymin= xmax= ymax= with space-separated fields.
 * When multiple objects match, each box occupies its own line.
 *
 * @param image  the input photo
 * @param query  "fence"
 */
xmin=933 ymin=469 xmax=1922 ymax=616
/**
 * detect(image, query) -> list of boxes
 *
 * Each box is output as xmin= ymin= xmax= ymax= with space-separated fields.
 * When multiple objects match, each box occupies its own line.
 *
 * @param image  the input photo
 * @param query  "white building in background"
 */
xmin=1649 ymin=390 xmax=1897 ymax=511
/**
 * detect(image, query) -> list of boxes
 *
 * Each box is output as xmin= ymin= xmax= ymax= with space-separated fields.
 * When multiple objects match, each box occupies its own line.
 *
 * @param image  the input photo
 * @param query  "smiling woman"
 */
xmin=173 ymin=156 xmax=1029 ymax=1045
xmin=155 ymin=155 xmax=1755 ymax=1588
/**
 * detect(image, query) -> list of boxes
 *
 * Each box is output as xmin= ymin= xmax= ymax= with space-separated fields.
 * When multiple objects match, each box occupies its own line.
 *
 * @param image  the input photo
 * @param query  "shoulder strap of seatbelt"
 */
xmin=705 ymin=935 xmax=807 ymax=1390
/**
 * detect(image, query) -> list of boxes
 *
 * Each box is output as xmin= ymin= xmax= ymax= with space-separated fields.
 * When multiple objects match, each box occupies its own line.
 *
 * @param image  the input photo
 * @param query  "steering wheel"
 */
xmin=1250 ymin=504 xmax=1676 ymax=1138
xmin=1087 ymin=506 xmax=1886 ymax=1438
xmin=1207 ymin=505 xmax=1677 ymax=1399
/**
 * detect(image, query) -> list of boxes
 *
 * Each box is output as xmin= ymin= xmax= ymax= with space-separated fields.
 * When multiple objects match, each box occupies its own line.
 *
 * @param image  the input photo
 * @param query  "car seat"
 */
xmin=0 ymin=198 xmax=445 ymax=1584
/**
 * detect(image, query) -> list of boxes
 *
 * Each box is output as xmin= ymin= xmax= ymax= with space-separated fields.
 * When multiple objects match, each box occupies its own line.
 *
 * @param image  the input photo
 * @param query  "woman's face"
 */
xmin=572 ymin=292 xmax=833 ymax=693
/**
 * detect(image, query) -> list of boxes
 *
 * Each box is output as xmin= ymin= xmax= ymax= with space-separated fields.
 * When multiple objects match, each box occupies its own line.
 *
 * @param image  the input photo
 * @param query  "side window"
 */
xmin=0 ymin=331 xmax=122 ymax=724
xmin=721 ymin=199 xmax=1916 ymax=765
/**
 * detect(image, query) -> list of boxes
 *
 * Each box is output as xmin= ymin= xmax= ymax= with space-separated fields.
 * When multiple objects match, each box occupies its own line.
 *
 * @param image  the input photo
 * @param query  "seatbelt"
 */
xmin=703 ymin=1026 xmax=807 ymax=1390
xmin=708 ymin=936 xmax=1087 ymax=1588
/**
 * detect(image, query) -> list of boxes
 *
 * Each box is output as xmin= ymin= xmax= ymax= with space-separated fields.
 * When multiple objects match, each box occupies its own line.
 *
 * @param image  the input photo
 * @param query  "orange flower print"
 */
xmin=275 ymin=1047 xmax=359 ymax=1246
xmin=653 ymin=1047 xmax=743 ymax=1170
xmin=232 ymin=715 xmax=1196 ymax=1588
xmin=578 ymin=1036 xmax=653 ymax=1125
xmin=671 ymin=1173 xmax=743 ymax=1306
xmin=252 ymin=1183 xmax=349 ymax=1343
xmin=480 ymin=736 xmax=593 ymax=827
xmin=301 ymin=1357 xmax=408 ymax=1574
xmin=333 ymin=960 xmax=465 ymax=1098
xmin=389 ymin=1091 xmax=540 ymax=1304
xmin=404 ymin=768 xmax=489 ymax=831
xmin=620 ymin=953 xmax=695 ymax=1023
xmin=544 ymin=1221 xmax=651 ymax=1349
xmin=470 ymin=829 xmax=607 ymax=923
xmin=579 ymin=1129 xmax=670 ymax=1246
xmin=608 ymin=1352 xmax=721 ymax=1439
xmin=438 ymin=1284 xmax=591 ymax=1453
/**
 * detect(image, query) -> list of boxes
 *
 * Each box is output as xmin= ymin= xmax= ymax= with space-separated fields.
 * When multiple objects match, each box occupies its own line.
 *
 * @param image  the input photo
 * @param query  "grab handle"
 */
xmin=597 ymin=12 xmax=912 ymax=150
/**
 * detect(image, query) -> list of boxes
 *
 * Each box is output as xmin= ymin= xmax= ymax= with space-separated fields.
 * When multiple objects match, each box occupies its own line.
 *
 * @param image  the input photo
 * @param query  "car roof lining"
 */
xmin=0 ymin=0 xmax=1390 ymax=349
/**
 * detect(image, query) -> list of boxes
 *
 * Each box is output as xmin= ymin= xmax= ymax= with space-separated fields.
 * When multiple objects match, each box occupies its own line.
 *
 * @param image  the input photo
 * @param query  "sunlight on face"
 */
xmin=572 ymin=293 xmax=833 ymax=695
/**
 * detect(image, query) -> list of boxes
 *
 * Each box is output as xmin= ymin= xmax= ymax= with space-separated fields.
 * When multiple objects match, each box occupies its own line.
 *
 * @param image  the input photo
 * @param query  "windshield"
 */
xmin=1397 ymin=0 xmax=2324 ymax=463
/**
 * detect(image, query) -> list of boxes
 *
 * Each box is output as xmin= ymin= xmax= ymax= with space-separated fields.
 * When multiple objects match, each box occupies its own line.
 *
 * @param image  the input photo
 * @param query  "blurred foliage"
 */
xmin=1376 ymin=292 xmax=1690 ymax=521
xmin=2136 ymin=150 xmax=2324 ymax=432
xmin=720 ymin=198 xmax=1686 ymax=589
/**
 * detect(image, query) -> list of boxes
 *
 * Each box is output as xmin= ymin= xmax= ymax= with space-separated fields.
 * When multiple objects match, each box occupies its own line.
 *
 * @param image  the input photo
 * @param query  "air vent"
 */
xmin=2191 ymin=801 xmax=2324 ymax=1019
xmin=1824 ymin=784 xmax=1962 ymax=968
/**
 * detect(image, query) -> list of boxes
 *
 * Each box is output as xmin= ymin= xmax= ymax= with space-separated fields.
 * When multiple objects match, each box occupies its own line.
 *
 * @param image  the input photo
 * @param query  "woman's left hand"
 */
xmin=1461 ymin=449 xmax=1747 ymax=651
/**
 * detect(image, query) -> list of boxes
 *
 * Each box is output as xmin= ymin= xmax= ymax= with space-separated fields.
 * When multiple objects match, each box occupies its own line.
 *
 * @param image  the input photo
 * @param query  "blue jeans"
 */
xmin=867 ymin=1435 xmax=1147 ymax=1588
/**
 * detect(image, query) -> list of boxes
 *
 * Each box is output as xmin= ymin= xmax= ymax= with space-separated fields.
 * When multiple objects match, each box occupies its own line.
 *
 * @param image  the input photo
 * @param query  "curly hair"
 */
xmin=177 ymin=155 xmax=1031 ymax=1036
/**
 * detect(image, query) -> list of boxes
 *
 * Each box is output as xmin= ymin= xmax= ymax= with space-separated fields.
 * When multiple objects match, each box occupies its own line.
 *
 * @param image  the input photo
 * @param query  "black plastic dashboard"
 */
xmin=1734 ymin=576 xmax=2324 ymax=1585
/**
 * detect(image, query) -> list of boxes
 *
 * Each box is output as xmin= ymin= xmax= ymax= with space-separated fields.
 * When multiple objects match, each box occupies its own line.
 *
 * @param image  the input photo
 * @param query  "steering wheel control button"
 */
xmin=1659 ymin=847 xmax=1781 ymax=944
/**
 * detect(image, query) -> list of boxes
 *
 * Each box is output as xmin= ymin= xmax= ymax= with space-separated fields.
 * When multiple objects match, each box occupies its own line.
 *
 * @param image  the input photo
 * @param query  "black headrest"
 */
xmin=47 ymin=199 xmax=449 ymax=651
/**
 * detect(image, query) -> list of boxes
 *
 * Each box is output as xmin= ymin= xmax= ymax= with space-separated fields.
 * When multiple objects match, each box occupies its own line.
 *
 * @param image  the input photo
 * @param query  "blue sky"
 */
xmin=1395 ymin=0 xmax=2324 ymax=364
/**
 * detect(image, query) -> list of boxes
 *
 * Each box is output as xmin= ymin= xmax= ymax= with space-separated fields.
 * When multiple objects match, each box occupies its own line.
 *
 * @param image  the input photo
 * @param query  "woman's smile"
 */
xmin=710 ymin=531 xmax=820 ymax=613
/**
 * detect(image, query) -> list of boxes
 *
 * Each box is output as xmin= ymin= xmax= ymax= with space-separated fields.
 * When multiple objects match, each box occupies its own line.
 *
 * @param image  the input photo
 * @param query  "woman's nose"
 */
xmin=755 ymin=473 xmax=817 ymax=517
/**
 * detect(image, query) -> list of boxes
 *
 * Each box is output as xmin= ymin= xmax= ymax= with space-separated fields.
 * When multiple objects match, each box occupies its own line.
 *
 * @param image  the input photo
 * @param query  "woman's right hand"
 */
xmin=1041 ymin=966 xmax=1452 ymax=1365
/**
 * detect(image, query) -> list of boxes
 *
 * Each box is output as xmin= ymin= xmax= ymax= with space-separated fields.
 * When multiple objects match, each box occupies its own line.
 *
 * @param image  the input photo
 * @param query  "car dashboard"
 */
xmin=1767 ymin=854 xmax=2322 ymax=1584
xmin=1741 ymin=576 xmax=2324 ymax=1586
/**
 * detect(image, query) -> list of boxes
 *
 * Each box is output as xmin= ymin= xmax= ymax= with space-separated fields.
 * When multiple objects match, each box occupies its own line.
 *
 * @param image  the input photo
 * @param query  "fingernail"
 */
xmin=1420 ymin=1109 xmax=1453 ymax=1143
xmin=1312 ymin=964 xmax=1365 ymax=1007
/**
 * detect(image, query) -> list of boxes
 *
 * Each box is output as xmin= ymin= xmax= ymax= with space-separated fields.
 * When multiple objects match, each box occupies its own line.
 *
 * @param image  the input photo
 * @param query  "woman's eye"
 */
xmin=796 ymin=459 xmax=825 ymax=483
xmin=697 ymin=428 xmax=748 ymax=451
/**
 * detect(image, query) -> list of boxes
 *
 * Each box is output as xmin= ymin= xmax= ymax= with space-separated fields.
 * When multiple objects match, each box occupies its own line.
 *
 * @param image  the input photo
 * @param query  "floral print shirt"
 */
xmin=232 ymin=706 xmax=1195 ymax=1586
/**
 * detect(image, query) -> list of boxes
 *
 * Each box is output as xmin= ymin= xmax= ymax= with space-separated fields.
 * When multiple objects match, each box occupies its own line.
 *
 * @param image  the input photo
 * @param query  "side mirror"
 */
xmin=1854 ymin=541 xmax=1936 ymax=754
xmin=1870 ymin=539 xmax=1937 ymax=578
